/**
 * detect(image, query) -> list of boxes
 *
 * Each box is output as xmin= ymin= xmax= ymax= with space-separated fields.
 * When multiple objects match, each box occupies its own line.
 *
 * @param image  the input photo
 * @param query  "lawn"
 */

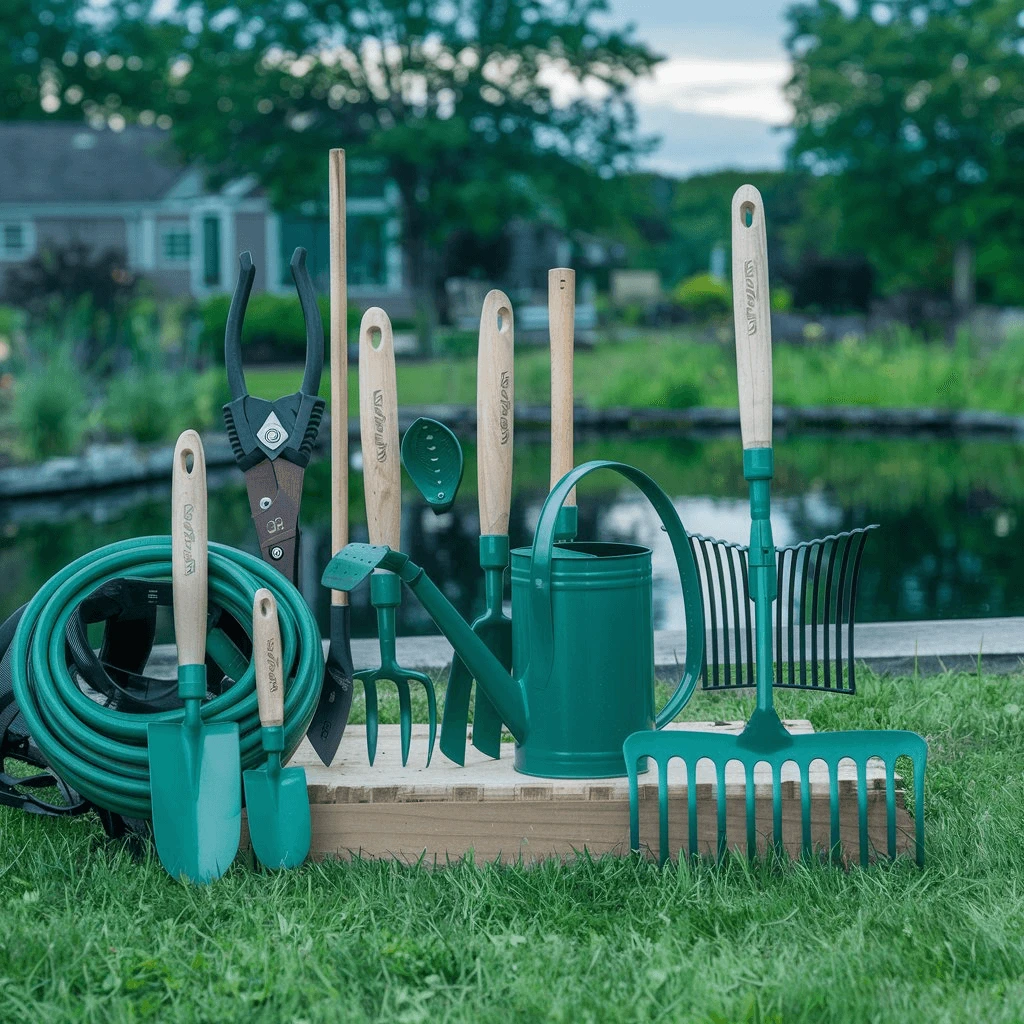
xmin=245 ymin=330 xmax=1024 ymax=415
xmin=2 ymin=667 xmax=1023 ymax=1022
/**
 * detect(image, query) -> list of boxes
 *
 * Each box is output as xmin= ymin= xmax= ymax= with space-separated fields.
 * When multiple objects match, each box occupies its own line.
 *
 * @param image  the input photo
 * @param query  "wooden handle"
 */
xmin=252 ymin=588 xmax=284 ymax=728
xmin=731 ymin=184 xmax=773 ymax=450
xmin=359 ymin=307 xmax=400 ymax=550
xmin=477 ymin=289 xmax=514 ymax=536
xmin=329 ymin=149 xmax=349 ymax=606
xmin=549 ymin=268 xmax=575 ymax=505
xmin=171 ymin=429 xmax=208 ymax=667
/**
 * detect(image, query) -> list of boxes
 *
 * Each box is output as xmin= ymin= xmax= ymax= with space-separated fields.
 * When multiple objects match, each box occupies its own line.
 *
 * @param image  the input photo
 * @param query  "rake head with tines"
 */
xmin=623 ymin=184 xmax=927 ymax=868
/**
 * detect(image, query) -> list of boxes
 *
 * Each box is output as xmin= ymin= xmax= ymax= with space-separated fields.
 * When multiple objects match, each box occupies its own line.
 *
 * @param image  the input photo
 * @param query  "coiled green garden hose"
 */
xmin=10 ymin=537 xmax=323 ymax=820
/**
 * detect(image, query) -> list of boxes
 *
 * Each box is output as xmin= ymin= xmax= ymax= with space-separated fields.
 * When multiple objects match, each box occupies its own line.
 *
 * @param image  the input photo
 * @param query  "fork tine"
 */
xmin=745 ymin=762 xmax=757 ymax=859
xmin=886 ymin=760 xmax=897 ymax=859
xmin=856 ymin=759 xmax=869 ymax=867
xmin=914 ymin=753 xmax=926 ymax=867
xmin=687 ymin=757 xmax=698 ymax=861
xmin=828 ymin=759 xmax=840 ymax=861
xmin=360 ymin=675 xmax=379 ymax=765
xmin=799 ymin=762 xmax=812 ymax=859
xmin=627 ymin=752 xmax=640 ymax=855
xmin=396 ymin=679 xmax=412 ymax=766
xmin=658 ymin=756 xmax=669 ymax=866
xmin=716 ymin=761 xmax=727 ymax=861
xmin=772 ymin=766 xmax=783 ymax=854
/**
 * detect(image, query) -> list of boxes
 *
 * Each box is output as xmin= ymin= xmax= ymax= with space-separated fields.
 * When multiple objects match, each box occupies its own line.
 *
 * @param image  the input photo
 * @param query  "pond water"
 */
xmin=2 ymin=431 xmax=1023 ymax=639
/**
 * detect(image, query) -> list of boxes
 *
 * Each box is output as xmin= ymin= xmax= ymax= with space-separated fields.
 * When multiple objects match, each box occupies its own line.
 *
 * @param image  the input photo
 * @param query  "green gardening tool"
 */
xmin=243 ymin=588 xmax=311 ymax=870
xmin=148 ymin=430 xmax=241 ymax=883
xmin=355 ymin=308 xmax=437 ymax=767
xmin=623 ymin=185 xmax=927 ymax=867
xmin=439 ymin=289 xmax=515 ymax=764
xmin=401 ymin=416 xmax=464 ymax=515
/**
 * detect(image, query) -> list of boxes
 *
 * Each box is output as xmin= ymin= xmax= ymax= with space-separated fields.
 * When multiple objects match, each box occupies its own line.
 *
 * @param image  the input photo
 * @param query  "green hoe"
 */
xmin=243 ymin=588 xmax=311 ymax=870
xmin=148 ymin=430 xmax=241 ymax=883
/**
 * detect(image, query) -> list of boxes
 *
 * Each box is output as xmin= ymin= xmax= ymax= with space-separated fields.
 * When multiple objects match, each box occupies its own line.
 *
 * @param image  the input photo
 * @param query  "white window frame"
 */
xmin=159 ymin=222 xmax=193 ymax=266
xmin=0 ymin=220 xmax=36 ymax=262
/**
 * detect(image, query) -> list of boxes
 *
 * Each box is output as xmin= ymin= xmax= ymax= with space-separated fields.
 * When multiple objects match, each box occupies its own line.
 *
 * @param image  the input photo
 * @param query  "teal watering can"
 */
xmin=321 ymin=461 xmax=706 ymax=779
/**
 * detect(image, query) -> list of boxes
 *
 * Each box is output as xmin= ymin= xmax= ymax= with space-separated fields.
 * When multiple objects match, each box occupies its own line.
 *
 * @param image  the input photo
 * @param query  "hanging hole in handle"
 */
xmin=181 ymin=449 xmax=195 ymax=474
xmin=258 ymin=595 xmax=274 ymax=618
xmin=497 ymin=307 xmax=511 ymax=333
xmin=740 ymin=201 xmax=755 ymax=228
xmin=369 ymin=325 xmax=383 ymax=350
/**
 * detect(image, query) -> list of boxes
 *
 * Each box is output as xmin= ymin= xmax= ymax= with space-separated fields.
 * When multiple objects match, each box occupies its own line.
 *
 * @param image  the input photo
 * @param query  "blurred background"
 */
xmin=1 ymin=0 xmax=1023 ymax=634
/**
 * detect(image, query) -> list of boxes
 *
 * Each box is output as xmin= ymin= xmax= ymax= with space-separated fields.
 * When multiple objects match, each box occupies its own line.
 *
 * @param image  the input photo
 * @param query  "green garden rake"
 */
xmin=355 ymin=308 xmax=437 ymax=767
xmin=624 ymin=184 xmax=927 ymax=867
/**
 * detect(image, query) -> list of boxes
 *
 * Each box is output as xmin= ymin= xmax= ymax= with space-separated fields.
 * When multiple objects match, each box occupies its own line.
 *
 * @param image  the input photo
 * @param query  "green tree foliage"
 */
xmin=786 ymin=0 xmax=1024 ymax=303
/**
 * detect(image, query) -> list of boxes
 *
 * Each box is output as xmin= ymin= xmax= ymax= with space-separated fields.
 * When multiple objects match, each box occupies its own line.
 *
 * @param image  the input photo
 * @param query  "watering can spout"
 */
xmin=322 ymin=544 xmax=528 ymax=744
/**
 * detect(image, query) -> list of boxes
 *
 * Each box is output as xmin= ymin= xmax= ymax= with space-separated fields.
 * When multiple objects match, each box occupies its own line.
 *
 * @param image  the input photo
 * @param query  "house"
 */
xmin=0 ymin=122 xmax=406 ymax=306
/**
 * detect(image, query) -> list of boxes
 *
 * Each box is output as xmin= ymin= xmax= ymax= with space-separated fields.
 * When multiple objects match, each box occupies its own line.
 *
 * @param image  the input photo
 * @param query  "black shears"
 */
xmin=223 ymin=248 xmax=325 ymax=584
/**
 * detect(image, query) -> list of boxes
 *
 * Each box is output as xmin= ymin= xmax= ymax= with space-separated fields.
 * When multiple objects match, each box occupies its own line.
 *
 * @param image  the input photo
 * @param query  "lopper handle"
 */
xmin=329 ymin=149 xmax=349 ymax=607
xmin=731 ymin=185 xmax=773 ymax=450
xmin=252 ymin=588 xmax=285 ymax=728
xmin=549 ymin=268 xmax=576 ymax=504
xmin=359 ymin=307 xmax=401 ymax=551
xmin=171 ymin=430 xmax=208 ymax=668
xmin=477 ymin=289 xmax=514 ymax=536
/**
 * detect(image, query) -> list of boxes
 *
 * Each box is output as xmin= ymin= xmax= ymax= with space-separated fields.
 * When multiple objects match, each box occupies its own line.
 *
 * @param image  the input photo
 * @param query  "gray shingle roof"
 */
xmin=0 ymin=122 xmax=185 ymax=204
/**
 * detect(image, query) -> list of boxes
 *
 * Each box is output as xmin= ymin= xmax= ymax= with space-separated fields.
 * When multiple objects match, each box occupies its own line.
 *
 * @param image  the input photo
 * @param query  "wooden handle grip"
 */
xmin=252 ymin=588 xmax=284 ymax=728
xmin=477 ymin=289 xmax=514 ymax=536
xmin=549 ymin=268 xmax=575 ymax=505
xmin=329 ymin=148 xmax=349 ymax=606
xmin=359 ymin=307 xmax=400 ymax=550
xmin=171 ymin=429 xmax=208 ymax=667
xmin=731 ymin=184 xmax=773 ymax=450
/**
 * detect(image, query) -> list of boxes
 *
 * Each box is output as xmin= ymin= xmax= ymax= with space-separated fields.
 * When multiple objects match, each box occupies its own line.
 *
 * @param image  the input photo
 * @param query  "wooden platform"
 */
xmin=282 ymin=723 xmax=916 ymax=865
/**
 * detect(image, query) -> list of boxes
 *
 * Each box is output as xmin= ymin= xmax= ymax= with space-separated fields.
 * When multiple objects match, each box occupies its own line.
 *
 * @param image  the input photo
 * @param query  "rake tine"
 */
xmin=799 ymin=762 xmax=812 ymax=859
xmin=846 ymin=529 xmax=872 ymax=694
xmin=914 ymin=754 xmax=926 ymax=867
xmin=886 ymin=761 xmax=897 ymax=860
xmin=658 ymin=756 xmax=669 ymax=866
xmin=772 ymin=767 xmax=783 ymax=854
xmin=687 ymin=757 xmax=698 ymax=862
xmin=856 ymin=759 xmax=869 ymax=868
xmin=716 ymin=762 xmax=727 ymax=861
xmin=828 ymin=760 xmax=840 ymax=862
xmin=745 ymin=763 xmax=757 ymax=859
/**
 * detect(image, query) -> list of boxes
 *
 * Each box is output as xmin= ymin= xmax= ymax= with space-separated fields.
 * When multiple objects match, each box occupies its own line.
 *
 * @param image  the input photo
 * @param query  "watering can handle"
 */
xmin=530 ymin=460 xmax=706 ymax=725
xmin=732 ymin=184 xmax=773 ymax=451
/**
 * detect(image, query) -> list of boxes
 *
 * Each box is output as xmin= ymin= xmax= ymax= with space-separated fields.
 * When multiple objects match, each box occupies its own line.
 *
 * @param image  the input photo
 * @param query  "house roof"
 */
xmin=0 ymin=123 xmax=186 ymax=204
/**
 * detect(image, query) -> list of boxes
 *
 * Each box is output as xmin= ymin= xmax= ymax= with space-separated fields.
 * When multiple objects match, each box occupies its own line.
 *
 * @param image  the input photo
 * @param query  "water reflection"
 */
xmin=2 ymin=433 xmax=1022 ymax=633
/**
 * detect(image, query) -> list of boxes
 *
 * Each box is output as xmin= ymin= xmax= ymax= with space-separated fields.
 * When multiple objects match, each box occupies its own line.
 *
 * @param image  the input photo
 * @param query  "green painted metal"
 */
xmin=354 ymin=572 xmax=438 ymax=767
xmin=243 ymin=725 xmax=311 ymax=870
xmin=623 ymin=446 xmax=927 ymax=866
xmin=323 ymin=459 xmax=706 ymax=779
xmin=440 ymin=535 xmax=512 ymax=764
xmin=148 ymin=664 xmax=241 ymax=883
xmin=401 ymin=417 xmax=464 ymax=514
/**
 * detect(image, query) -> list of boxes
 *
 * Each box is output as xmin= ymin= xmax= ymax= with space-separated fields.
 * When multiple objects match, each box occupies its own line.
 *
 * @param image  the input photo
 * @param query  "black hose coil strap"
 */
xmin=10 ymin=537 xmax=323 ymax=820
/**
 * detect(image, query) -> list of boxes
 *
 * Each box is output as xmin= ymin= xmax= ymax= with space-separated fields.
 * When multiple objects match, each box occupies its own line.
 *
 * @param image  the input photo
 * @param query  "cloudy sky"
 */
xmin=603 ymin=0 xmax=796 ymax=176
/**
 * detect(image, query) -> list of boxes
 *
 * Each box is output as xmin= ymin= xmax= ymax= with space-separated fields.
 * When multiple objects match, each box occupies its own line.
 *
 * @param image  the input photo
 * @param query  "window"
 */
xmin=0 ymin=221 xmax=34 ymax=261
xmin=160 ymin=225 xmax=192 ymax=264
xmin=203 ymin=216 xmax=221 ymax=286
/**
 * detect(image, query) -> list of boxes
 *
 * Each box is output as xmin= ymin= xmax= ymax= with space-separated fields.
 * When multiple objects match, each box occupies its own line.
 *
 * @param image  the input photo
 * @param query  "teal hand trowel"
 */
xmin=148 ymin=430 xmax=241 ymax=883
xmin=243 ymin=589 xmax=311 ymax=870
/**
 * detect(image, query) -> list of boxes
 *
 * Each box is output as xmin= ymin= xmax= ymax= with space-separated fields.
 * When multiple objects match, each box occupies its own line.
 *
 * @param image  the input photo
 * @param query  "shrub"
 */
xmin=101 ymin=370 xmax=174 ymax=444
xmin=671 ymin=274 xmax=731 ymax=320
xmin=12 ymin=354 xmax=88 ymax=460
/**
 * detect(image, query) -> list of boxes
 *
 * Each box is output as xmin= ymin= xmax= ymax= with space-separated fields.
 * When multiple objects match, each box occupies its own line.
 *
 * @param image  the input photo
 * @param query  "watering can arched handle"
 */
xmin=529 ymin=460 xmax=706 ymax=726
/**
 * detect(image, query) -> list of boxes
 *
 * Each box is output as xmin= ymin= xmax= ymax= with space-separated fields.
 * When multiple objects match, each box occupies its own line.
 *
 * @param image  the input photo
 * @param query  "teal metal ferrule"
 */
xmin=743 ymin=447 xmax=777 ymax=601
xmin=370 ymin=571 xmax=402 ymax=607
xmin=479 ymin=534 xmax=510 ymax=570
xmin=553 ymin=505 xmax=578 ymax=543
xmin=177 ymin=663 xmax=207 ymax=701
xmin=261 ymin=724 xmax=285 ymax=753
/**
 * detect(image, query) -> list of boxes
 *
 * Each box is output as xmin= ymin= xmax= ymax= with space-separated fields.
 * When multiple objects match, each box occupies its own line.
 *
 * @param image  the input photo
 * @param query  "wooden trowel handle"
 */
xmin=549 ymin=268 xmax=576 ymax=504
xmin=731 ymin=184 xmax=773 ymax=450
xmin=478 ymin=289 xmax=514 ymax=536
xmin=329 ymin=148 xmax=349 ymax=606
xmin=359 ymin=307 xmax=401 ymax=550
xmin=252 ymin=588 xmax=284 ymax=728
xmin=171 ymin=429 xmax=208 ymax=668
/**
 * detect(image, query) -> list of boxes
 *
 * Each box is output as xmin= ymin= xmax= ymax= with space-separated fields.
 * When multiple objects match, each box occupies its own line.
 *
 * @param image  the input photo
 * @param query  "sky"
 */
xmin=603 ymin=0 xmax=796 ymax=177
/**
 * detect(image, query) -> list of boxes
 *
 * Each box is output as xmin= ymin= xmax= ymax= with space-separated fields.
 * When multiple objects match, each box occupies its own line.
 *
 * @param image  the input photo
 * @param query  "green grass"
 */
xmin=246 ymin=329 xmax=1024 ymax=415
xmin=2 ymin=667 xmax=1024 ymax=1021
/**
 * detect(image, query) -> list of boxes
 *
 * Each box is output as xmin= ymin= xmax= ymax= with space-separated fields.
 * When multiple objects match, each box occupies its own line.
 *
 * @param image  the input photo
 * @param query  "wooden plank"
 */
xmin=277 ymin=723 xmax=916 ymax=865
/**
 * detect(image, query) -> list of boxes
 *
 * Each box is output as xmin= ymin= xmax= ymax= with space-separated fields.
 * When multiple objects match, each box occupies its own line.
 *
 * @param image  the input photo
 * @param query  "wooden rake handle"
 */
xmin=359 ymin=307 xmax=401 ymax=550
xmin=731 ymin=184 xmax=773 ymax=451
xmin=329 ymin=148 xmax=349 ymax=606
xmin=549 ymin=268 xmax=575 ymax=504
xmin=252 ymin=588 xmax=285 ymax=728
xmin=477 ymin=289 xmax=514 ymax=536
xmin=171 ymin=430 xmax=208 ymax=668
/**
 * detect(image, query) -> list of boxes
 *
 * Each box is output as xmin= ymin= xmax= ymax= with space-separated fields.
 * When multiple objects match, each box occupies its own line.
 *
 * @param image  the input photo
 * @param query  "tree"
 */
xmin=786 ymin=0 xmax=1024 ymax=306
xmin=88 ymin=0 xmax=660 ymax=337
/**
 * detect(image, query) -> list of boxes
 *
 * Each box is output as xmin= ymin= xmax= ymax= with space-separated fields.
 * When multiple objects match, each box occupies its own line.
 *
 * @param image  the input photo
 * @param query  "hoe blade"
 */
xmin=624 ymin=728 xmax=926 ymax=868
xmin=243 ymin=765 xmax=311 ymax=870
xmin=148 ymin=720 xmax=241 ymax=883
